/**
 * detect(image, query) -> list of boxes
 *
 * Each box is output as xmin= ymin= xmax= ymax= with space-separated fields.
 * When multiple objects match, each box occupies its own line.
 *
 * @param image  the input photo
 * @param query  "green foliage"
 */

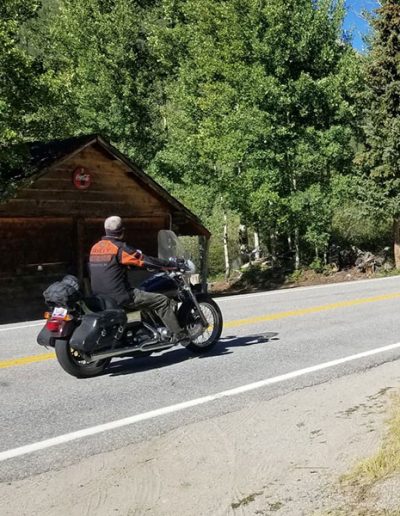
xmin=308 ymin=258 xmax=333 ymax=275
xmin=26 ymin=0 xmax=164 ymax=166
xmin=361 ymin=0 xmax=400 ymax=214
xmin=332 ymin=204 xmax=392 ymax=249
xmin=330 ymin=175 xmax=392 ymax=249
xmin=207 ymin=204 xmax=241 ymax=276
xmin=288 ymin=268 xmax=303 ymax=283
xmin=0 ymin=0 xmax=54 ymax=190
xmin=0 ymin=0 xmax=42 ymax=143
xmin=0 ymin=0 xmax=396 ymax=274
xmin=151 ymin=0 xmax=363 ymax=268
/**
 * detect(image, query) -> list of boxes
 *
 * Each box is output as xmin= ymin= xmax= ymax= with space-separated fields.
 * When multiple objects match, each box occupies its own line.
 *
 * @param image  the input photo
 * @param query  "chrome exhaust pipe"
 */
xmin=88 ymin=339 xmax=173 ymax=362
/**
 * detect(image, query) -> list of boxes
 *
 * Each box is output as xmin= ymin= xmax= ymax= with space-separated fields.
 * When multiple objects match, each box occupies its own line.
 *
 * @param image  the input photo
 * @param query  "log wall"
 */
xmin=0 ymin=141 xmax=208 ymax=322
xmin=0 ymin=143 xmax=171 ymax=279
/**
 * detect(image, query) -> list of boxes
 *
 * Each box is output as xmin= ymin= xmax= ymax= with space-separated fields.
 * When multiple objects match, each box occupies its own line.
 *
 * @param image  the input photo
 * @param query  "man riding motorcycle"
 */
xmin=89 ymin=216 xmax=187 ymax=342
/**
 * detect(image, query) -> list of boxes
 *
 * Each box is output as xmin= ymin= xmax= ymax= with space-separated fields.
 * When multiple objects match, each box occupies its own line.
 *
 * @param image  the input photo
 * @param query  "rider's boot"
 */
xmin=170 ymin=329 xmax=191 ymax=345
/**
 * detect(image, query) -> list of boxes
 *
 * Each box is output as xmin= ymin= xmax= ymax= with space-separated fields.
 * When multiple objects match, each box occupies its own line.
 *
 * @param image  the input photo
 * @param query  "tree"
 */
xmin=361 ymin=0 xmax=400 ymax=267
xmin=0 ymin=1 xmax=46 ymax=160
xmin=151 ymin=0 xmax=361 ymax=270
xmin=28 ymin=0 xmax=164 ymax=166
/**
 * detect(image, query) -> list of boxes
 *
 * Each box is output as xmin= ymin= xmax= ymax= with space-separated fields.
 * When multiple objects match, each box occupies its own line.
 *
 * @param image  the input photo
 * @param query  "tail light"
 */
xmin=44 ymin=312 xmax=74 ymax=334
xmin=46 ymin=319 xmax=62 ymax=332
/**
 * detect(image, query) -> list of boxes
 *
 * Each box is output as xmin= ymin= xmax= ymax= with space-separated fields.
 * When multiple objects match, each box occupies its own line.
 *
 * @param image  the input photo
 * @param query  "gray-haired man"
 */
xmin=89 ymin=216 xmax=185 ymax=340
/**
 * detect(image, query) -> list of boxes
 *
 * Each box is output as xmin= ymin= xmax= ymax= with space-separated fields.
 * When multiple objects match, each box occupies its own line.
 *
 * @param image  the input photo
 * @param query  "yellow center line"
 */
xmin=224 ymin=291 xmax=400 ymax=328
xmin=2 ymin=291 xmax=400 ymax=370
xmin=0 ymin=352 xmax=55 ymax=369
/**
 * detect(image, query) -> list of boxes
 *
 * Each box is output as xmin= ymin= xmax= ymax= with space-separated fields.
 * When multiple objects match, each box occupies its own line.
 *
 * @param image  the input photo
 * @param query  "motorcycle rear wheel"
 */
xmin=55 ymin=340 xmax=111 ymax=378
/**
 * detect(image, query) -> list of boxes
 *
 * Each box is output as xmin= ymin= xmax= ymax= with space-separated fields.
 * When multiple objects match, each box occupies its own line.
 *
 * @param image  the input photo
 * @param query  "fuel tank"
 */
xmin=139 ymin=273 xmax=178 ymax=298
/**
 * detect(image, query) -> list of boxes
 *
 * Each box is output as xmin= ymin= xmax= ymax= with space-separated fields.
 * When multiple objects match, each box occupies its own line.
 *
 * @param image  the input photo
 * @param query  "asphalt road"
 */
xmin=2 ymin=276 xmax=400 ymax=483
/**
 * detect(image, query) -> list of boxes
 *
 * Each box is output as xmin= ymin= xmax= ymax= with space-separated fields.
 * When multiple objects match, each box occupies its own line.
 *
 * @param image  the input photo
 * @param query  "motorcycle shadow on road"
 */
xmin=106 ymin=332 xmax=279 ymax=377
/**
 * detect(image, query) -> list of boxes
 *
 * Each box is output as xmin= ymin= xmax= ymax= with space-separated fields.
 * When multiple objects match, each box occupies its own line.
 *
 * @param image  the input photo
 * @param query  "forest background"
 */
xmin=1 ymin=0 xmax=400 ymax=279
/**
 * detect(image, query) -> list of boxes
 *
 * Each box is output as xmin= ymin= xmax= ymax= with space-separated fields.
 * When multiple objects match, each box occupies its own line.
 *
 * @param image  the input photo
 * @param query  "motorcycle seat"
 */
xmin=83 ymin=295 xmax=119 ymax=313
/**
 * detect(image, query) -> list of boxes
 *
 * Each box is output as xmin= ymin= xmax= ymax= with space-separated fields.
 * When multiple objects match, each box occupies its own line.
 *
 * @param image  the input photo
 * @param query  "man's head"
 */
xmin=104 ymin=216 xmax=125 ymax=239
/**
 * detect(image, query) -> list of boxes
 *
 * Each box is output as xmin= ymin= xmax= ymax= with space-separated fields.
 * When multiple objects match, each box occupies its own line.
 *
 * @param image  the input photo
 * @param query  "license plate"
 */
xmin=52 ymin=307 xmax=68 ymax=318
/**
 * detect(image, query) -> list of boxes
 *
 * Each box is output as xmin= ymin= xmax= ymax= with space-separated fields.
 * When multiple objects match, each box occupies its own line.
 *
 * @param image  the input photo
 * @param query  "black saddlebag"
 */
xmin=70 ymin=309 xmax=127 ymax=353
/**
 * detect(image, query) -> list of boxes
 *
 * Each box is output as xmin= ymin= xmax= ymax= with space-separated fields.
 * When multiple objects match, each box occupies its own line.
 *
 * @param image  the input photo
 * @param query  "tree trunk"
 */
xmin=270 ymin=229 xmax=277 ymax=266
xmin=294 ymin=226 xmax=300 ymax=270
xmin=223 ymin=212 xmax=230 ymax=279
xmin=291 ymin=175 xmax=300 ymax=270
xmin=239 ymin=224 xmax=249 ymax=265
xmin=394 ymin=217 xmax=400 ymax=269
xmin=287 ymin=234 xmax=292 ymax=251
xmin=253 ymin=230 xmax=260 ymax=260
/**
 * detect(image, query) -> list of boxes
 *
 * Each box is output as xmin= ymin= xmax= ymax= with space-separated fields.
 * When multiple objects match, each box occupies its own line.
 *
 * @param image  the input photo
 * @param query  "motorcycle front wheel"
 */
xmin=55 ymin=340 xmax=111 ymax=378
xmin=179 ymin=294 xmax=223 ymax=354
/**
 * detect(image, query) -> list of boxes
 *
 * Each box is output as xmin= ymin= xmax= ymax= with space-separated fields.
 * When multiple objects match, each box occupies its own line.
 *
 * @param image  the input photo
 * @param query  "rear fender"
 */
xmin=37 ymin=320 xmax=75 ymax=348
xmin=37 ymin=325 xmax=56 ymax=348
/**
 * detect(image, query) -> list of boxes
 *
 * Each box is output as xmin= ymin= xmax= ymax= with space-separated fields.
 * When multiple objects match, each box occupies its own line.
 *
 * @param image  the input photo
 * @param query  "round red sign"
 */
xmin=72 ymin=167 xmax=91 ymax=190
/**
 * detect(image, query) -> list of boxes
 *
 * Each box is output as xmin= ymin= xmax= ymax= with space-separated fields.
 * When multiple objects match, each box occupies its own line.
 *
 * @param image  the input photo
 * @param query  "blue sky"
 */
xmin=343 ymin=0 xmax=379 ymax=51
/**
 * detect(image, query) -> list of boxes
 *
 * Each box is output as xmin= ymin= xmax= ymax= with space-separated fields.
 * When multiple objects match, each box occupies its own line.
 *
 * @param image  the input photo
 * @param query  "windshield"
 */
xmin=158 ymin=230 xmax=185 ymax=260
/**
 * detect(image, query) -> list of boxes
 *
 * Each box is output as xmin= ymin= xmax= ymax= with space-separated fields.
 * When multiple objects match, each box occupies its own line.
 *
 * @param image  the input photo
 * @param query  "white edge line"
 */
xmin=0 ymin=321 xmax=44 ymax=333
xmin=2 ymin=340 xmax=400 ymax=462
xmin=216 ymin=275 xmax=400 ymax=302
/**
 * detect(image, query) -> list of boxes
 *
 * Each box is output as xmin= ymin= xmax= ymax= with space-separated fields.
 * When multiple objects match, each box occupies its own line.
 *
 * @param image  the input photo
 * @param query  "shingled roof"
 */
xmin=1 ymin=134 xmax=210 ymax=237
xmin=29 ymin=134 xmax=98 ymax=169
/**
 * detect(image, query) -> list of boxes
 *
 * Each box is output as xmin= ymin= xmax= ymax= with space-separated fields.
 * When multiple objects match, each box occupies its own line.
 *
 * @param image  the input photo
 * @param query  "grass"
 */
xmin=338 ymin=393 xmax=400 ymax=508
xmin=344 ymin=395 xmax=400 ymax=486
xmin=208 ymin=272 xmax=227 ymax=283
xmin=318 ymin=394 xmax=400 ymax=515
xmin=376 ymin=268 xmax=400 ymax=278
xmin=231 ymin=490 xmax=264 ymax=509
xmin=318 ymin=509 xmax=400 ymax=515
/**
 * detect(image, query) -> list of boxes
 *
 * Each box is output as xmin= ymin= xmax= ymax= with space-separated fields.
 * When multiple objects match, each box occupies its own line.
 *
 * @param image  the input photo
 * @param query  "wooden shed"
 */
xmin=0 ymin=135 xmax=210 ymax=322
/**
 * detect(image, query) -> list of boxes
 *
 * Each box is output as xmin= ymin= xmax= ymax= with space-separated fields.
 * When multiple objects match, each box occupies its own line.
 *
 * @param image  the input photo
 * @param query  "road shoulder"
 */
xmin=1 ymin=360 xmax=400 ymax=515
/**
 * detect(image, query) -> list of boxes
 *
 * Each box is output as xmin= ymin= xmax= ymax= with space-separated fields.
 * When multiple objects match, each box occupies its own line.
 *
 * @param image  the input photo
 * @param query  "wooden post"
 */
xmin=199 ymin=235 xmax=210 ymax=293
xmin=76 ymin=219 xmax=87 ymax=292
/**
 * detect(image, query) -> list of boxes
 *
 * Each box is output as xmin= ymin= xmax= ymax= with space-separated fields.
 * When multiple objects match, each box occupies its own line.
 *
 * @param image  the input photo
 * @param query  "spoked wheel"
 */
xmin=55 ymin=340 xmax=111 ymax=378
xmin=179 ymin=294 xmax=223 ymax=354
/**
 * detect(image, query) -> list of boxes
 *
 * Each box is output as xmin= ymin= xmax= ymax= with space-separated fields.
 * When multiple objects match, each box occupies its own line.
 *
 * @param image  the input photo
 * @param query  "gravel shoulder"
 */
xmin=210 ymin=269 xmax=400 ymax=298
xmin=2 ymin=359 xmax=400 ymax=515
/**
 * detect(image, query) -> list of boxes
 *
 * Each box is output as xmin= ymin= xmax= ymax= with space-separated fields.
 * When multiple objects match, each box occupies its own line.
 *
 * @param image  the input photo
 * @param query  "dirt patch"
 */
xmin=209 ymin=267 xmax=385 ymax=297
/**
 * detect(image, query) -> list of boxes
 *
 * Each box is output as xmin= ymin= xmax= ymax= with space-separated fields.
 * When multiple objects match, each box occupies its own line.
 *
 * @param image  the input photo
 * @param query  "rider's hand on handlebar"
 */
xmin=168 ymin=257 xmax=187 ymax=271
xmin=177 ymin=258 xmax=187 ymax=271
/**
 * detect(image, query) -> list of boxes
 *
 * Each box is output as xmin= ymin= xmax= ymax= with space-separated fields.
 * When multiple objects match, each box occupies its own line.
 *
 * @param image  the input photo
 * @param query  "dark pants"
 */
xmin=126 ymin=288 xmax=182 ymax=335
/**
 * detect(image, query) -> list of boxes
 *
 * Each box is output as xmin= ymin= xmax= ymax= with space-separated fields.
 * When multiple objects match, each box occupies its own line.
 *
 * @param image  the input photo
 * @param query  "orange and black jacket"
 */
xmin=89 ymin=236 xmax=169 ymax=306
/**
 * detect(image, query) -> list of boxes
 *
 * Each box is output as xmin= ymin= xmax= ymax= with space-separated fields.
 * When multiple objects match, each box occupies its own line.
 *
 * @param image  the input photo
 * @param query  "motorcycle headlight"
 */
xmin=186 ymin=260 xmax=196 ymax=273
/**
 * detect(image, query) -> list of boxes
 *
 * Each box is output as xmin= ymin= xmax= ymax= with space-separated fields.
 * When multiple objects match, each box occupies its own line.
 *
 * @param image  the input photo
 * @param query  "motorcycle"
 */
xmin=37 ymin=230 xmax=223 ymax=378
